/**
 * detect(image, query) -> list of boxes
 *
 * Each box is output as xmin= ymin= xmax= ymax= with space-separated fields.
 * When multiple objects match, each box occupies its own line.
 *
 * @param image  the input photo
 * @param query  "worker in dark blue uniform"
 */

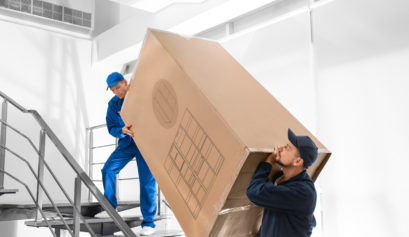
xmin=96 ymin=72 xmax=157 ymax=236
xmin=247 ymin=128 xmax=318 ymax=237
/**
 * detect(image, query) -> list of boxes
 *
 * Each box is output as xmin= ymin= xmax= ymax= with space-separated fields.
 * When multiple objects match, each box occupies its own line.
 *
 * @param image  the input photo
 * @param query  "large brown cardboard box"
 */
xmin=121 ymin=29 xmax=331 ymax=237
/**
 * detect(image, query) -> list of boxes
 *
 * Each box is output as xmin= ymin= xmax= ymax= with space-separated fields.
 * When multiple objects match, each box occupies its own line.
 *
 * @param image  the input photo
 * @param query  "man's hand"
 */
xmin=265 ymin=146 xmax=280 ymax=165
xmin=122 ymin=124 xmax=134 ymax=137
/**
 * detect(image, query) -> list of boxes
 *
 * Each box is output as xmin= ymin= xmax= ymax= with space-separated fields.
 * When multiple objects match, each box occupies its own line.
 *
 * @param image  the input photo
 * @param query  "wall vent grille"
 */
xmin=0 ymin=0 xmax=92 ymax=28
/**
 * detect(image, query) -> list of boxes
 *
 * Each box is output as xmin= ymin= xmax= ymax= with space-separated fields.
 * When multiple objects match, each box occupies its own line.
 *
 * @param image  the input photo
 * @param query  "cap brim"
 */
xmin=288 ymin=128 xmax=298 ymax=147
xmin=106 ymin=79 xmax=124 ymax=91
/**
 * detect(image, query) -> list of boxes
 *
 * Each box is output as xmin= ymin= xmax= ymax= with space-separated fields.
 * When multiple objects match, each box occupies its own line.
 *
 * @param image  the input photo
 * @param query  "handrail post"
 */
xmin=35 ymin=129 xmax=46 ymax=221
xmin=116 ymin=174 xmax=120 ymax=202
xmin=115 ymin=138 xmax=119 ymax=201
xmin=73 ymin=176 xmax=81 ymax=237
xmin=88 ymin=129 xmax=93 ymax=202
xmin=0 ymin=99 xmax=8 ymax=189
xmin=157 ymin=186 xmax=161 ymax=216
xmin=55 ymin=228 xmax=61 ymax=237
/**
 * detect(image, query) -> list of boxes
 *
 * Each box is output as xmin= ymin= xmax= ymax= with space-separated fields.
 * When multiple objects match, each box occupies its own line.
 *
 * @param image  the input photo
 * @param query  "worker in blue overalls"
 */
xmin=247 ymin=128 xmax=318 ymax=237
xmin=95 ymin=72 xmax=157 ymax=236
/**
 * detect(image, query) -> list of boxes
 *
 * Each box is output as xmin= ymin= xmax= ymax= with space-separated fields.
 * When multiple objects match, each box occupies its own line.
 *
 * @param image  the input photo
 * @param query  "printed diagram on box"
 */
xmin=152 ymin=79 xmax=179 ymax=128
xmin=164 ymin=109 xmax=224 ymax=218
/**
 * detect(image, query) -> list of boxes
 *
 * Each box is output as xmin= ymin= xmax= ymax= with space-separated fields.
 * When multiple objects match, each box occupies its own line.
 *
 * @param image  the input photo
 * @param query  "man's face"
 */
xmin=110 ymin=80 xmax=128 ymax=99
xmin=276 ymin=142 xmax=301 ymax=167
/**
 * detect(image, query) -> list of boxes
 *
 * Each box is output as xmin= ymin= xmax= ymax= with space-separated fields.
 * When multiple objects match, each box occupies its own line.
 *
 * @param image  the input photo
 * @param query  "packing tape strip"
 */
xmin=218 ymin=204 xmax=257 ymax=215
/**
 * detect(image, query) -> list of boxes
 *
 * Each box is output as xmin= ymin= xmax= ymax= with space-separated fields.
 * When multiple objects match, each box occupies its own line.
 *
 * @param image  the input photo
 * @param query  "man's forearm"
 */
xmin=246 ymin=162 xmax=272 ymax=198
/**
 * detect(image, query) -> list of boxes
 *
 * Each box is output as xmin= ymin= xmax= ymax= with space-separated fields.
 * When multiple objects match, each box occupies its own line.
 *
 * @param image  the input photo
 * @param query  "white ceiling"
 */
xmin=92 ymin=0 xmax=409 ymax=68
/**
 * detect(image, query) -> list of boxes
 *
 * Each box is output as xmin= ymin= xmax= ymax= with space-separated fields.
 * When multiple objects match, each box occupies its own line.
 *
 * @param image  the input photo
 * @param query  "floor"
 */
xmin=110 ymin=205 xmax=185 ymax=237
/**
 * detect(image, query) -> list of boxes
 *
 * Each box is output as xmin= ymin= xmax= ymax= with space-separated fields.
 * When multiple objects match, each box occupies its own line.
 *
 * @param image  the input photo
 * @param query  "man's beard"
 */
xmin=276 ymin=160 xmax=288 ymax=168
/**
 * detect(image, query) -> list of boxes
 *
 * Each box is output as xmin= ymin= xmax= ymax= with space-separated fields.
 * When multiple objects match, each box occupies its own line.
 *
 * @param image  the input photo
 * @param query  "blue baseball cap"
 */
xmin=288 ymin=128 xmax=318 ymax=168
xmin=106 ymin=72 xmax=124 ymax=90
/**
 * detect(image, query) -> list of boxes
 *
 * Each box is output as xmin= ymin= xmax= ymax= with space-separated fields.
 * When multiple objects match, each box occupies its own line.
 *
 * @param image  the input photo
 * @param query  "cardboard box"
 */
xmin=121 ymin=29 xmax=331 ymax=237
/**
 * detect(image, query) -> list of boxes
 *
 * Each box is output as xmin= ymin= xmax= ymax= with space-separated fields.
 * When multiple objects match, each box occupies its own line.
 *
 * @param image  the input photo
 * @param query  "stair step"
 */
xmin=25 ymin=215 xmax=166 ymax=235
xmin=25 ymin=215 xmax=143 ymax=227
xmin=0 ymin=188 xmax=18 ymax=196
xmin=42 ymin=201 xmax=141 ymax=217
xmin=114 ymin=229 xmax=185 ymax=237
xmin=0 ymin=201 xmax=139 ymax=221
xmin=0 ymin=206 xmax=59 ymax=221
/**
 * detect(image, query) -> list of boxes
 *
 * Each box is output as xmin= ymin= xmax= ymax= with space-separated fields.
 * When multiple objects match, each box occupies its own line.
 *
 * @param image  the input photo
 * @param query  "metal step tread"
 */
xmin=0 ymin=201 xmax=140 ymax=220
xmin=24 ymin=215 xmax=165 ymax=227
xmin=25 ymin=215 xmax=171 ymax=235
xmin=0 ymin=200 xmax=139 ymax=209
xmin=25 ymin=216 xmax=139 ymax=227
xmin=0 ymin=188 xmax=18 ymax=196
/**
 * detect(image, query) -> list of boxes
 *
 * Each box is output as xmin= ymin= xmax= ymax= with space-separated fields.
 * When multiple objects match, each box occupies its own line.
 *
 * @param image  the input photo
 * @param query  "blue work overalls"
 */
xmin=102 ymin=95 xmax=157 ymax=228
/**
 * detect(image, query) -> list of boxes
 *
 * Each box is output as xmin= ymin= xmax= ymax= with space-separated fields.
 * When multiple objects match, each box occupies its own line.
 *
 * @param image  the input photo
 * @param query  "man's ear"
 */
xmin=294 ymin=157 xmax=304 ymax=167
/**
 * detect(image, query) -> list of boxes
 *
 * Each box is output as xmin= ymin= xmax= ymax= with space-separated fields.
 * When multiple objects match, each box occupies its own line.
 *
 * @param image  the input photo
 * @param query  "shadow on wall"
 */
xmin=0 ymin=19 xmax=92 ymax=218
xmin=44 ymin=35 xmax=90 ymax=165
xmin=41 ymin=35 xmax=91 ymax=200
xmin=69 ymin=39 xmax=90 ymax=168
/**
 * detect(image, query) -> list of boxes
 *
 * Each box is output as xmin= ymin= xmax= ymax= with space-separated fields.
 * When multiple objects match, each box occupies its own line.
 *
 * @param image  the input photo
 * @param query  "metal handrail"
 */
xmin=0 ymin=169 xmax=57 ymax=237
xmin=0 ymin=118 xmax=99 ymax=236
xmin=87 ymin=124 xmax=107 ymax=130
xmin=0 ymin=91 xmax=27 ymax=112
xmin=0 ymin=120 xmax=96 ymax=236
xmin=0 ymin=144 xmax=98 ymax=237
xmin=87 ymin=124 xmax=162 ymax=215
xmin=92 ymin=177 xmax=139 ymax=182
xmin=86 ymin=125 xmax=138 ymax=201
xmin=91 ymin=143 xmax=116 ymax=149
xmin=87 ymin=124 xmax=128 ymax=205
xmin=0 ymin=119 xmax=40 ymax=155
xmin=1 ymin=144 xmax=74 ymax=235
xmin=1 ymin=118 xmax=78 ymax=216
xmin=0 ymin=91 xmax=136 ymax=237
xmin=0 ymin=118 xmax=98 ymax=235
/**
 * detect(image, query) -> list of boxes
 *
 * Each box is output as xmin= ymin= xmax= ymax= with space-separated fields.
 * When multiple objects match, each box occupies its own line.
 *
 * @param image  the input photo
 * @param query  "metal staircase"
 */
xmin=0 ymin=90 xmax=167 ymax=237
xmin=0 ymin=188 xmax=18 ymax=196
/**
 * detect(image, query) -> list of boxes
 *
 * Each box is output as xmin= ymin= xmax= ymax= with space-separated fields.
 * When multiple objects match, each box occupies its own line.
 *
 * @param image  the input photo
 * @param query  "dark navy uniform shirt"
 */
xmin=106 ymin=96 xmax=136 ymax=150
xmin=247 ymin=162 xmax=317 ymax=237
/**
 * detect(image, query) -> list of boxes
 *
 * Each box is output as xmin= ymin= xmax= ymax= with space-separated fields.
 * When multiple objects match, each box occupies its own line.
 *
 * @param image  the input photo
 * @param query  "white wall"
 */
xmin=316 ymin=48 xmax=409 ymax=237
xmin=221 ymin=0 xmax=409 ymax=236
xmin=222 ymin=12 xmax=316 ymax=132
xmin=0 ymin=18 xmax=92 ymax=236
xmin=313 ymin=0 xmax=409 ymax=236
